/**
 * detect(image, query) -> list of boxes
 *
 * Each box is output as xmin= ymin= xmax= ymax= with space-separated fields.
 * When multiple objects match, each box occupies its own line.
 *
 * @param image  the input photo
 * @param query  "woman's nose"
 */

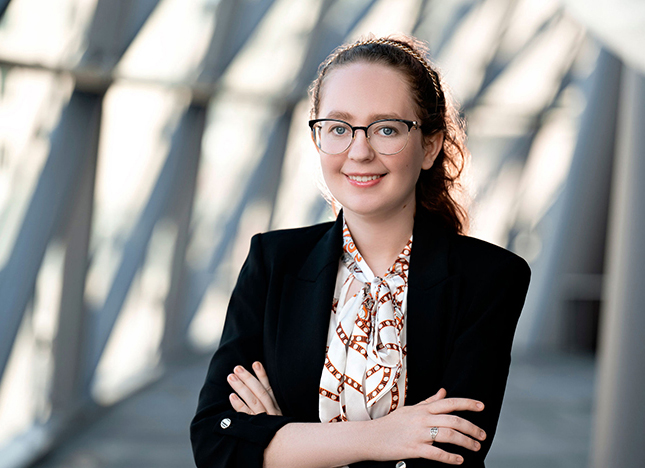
xmin=347 ymin=129 xmax=375 ymax=161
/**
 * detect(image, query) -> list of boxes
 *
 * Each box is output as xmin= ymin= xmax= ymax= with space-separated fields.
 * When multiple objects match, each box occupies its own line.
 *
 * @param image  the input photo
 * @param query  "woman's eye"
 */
xmin=375 ymin=126 xmax=398 ymax=137
xmin=330 ymin=125 xmax=348 ymax=136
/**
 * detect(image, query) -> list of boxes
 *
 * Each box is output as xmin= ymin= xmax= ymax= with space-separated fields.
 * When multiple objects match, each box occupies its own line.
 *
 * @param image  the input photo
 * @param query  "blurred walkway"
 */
xmin=487 ymin=353 xmax=594 ymax=468
xmin=31 ymin=353 xmax=594 ymax=468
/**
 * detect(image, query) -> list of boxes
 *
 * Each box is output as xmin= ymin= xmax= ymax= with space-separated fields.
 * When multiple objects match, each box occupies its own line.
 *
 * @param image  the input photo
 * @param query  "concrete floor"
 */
xmin=31 ymin=353 xmax=595 ymax=468
xmin=486 ymin=353 xmax=594 ymax=468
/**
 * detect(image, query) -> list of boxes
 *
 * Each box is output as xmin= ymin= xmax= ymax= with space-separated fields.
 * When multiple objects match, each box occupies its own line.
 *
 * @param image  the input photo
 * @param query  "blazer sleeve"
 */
xmin=190 ymin=234 xmax=293 ymax=468
xmin=432 ymin=254 xmax=531 ymax=466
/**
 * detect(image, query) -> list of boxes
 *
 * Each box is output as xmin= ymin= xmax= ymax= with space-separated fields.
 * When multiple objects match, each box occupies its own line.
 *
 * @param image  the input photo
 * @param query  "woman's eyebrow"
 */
xmin=323 ymin=111 xmax=407 ymax=122
xmin=369 ymin=113 xmax=406 ymax=121
xmin=325 ymin=111 xmax=353 ymax=121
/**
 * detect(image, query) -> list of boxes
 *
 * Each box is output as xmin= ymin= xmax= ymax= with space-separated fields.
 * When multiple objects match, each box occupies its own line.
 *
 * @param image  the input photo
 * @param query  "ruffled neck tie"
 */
xmin=319 ymin=221 xmax=412 ymax=422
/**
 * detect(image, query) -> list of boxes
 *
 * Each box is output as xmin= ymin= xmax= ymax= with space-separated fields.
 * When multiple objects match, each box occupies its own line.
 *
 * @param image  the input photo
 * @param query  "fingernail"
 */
xmin=456 ymin=456 xmax=463 ymax=464
xmin=228 ymin=374 xmax=237 ymax=382
xmin=476 ymin=402 xmax=484 ymax=409
xmin=234 ymin=366 xmax=243 ymax=374
xmin=480 ymin=430 xmax=486 ymax=439
xmin=253 ymin=362 xmax=261 ymax=370
xmin=474 ymin=441 xmax=480 ymax=450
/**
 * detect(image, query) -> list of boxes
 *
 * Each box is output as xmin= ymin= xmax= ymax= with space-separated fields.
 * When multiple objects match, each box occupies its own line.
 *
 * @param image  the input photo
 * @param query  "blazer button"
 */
xmin=395 ymin=462 xmax=406 ymax=468
xmin=220 ymin=418 xmax=232 ymax=429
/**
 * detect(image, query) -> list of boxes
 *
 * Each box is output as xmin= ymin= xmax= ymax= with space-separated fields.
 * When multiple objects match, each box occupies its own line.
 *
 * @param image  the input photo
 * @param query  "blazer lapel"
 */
xmin=406 ymin=209 xmax=458 ymax=404
xmin=274 ymin=212 xmax=343 ymax=421
xmin=275 ymin=209 xmax=457 ymax=417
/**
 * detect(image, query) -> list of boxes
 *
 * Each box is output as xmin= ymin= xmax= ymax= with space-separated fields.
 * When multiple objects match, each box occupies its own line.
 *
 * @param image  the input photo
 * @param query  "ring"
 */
xmin=430 ymin=427 xmax=439 ymax=441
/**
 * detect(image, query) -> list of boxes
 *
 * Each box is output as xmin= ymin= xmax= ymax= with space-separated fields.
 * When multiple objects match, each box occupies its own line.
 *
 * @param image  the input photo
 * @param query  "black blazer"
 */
xmin=191 ymin=209 xmax=531 ymax=467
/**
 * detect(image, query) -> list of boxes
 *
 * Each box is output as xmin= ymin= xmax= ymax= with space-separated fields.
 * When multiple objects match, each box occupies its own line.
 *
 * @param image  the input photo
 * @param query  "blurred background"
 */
xmin=0 ymin=0 xmax=643 ymax=467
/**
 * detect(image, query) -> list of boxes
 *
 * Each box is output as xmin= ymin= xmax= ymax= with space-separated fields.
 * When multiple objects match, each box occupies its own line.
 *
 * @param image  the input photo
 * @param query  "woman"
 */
xmin=191 ymin=35 xmax=530 ymax=467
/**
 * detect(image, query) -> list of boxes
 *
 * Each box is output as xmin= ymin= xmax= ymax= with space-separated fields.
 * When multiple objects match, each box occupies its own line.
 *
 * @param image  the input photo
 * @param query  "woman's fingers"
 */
xmin=418 ymin=391 xmax=486 ymax=441
xmin=430 ymin=426 xmax=482 ymax=452
xmin=234 ymin=365 xmax=280 ymax=415
xmin=251 ymin=361 xmax=272 ymax=392
xmin=227 ymin=364 xmax=282 ymax=415
xmin=415 ymin=391 xmax=487 ymax=446
xmin=425 ymin=397 xmax=486 ymax=445
xmin=421 ymin=387 xmax=447 ymax=404
xmin=420 ymin=445 xmax=465 ymax=465
xmin=428 ymin=397 xmax=484 ymax=416
xmin=374 ymin=401 xmax=486 ymax=464
xmin=229 ymin=392 xmax=252 ymax=414
xmin=430 ymin=414 xmax=486 ymax=442
xmin=252 ymin=362 xmax=282 ymax=415
xmin=227 ymin=371 xmax=266 ymax=415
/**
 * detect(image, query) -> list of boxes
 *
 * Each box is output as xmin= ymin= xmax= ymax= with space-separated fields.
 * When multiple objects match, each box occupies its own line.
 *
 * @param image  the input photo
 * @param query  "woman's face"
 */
xmin=316 ymin=61 xmax=440 ymax=222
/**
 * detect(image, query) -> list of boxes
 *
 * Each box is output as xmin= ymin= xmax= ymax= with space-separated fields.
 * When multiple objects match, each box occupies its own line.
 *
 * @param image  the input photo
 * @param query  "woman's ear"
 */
xmin=422 ymin=131 xmax=444 ymax=170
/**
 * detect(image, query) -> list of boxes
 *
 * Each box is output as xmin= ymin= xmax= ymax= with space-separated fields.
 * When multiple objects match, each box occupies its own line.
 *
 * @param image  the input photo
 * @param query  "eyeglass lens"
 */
xmin=313 ymin=120 xmax=411 ymax=155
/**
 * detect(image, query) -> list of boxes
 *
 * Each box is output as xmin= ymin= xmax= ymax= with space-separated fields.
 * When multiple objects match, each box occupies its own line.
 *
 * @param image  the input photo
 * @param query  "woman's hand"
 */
xmin=227 ymin=361 xmax=283 ymax=416
xmin=371 ymin=388 xmax=486 ymax=465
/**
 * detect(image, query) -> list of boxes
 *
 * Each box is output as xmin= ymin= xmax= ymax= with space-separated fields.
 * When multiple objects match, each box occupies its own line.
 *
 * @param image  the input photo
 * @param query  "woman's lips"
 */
xmin=345 ymin=173 xmax=386 ymax=187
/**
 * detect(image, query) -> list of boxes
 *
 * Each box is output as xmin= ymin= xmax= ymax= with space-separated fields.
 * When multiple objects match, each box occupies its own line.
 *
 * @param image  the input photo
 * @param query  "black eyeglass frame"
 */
xmin=308 ymin=118 xmax=419 ymax=155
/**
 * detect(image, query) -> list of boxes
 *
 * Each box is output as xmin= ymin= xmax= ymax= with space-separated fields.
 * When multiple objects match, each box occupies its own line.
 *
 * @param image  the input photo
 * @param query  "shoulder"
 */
xmin=448 ymin=234 xmax=531 ymax=285
xmin=251 ymin=220 xmax=336 ymax=261
xmin=413 ymin=208 xmax=529 ymax=284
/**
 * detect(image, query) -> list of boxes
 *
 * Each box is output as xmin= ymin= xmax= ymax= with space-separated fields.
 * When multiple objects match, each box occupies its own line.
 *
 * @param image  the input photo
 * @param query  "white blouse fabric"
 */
xmin=319 ymin=220 xmax=412 ymax=423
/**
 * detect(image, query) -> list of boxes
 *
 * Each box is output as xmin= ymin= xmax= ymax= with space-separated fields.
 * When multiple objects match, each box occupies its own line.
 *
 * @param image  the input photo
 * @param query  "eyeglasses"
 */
xmin=308 ymin=118 xmax=419 ymax=155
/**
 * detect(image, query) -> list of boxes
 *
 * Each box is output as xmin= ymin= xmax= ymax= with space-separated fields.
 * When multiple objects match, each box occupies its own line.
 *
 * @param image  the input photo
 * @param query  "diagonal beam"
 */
xmin=183 ymin=106 xmax=295 ymax=331
xmin=0 ymin=90 xmax=103 ymax=382
xmin=86 ymin=0 xmax=282 ymax=365
xmin=290 ymin=0 xmax=379 ymax=98
xmin=411 ymin=0 xmax=431 ymax=35
xmin=0 ymin=0 xmax=10 ymax=20
xmin=160 ymin=0 xmax=280 ymax=359
xmin=199 ymin=0 xmax=278 ymax=81
xmin=476 ymin=38 xmax=582 ymax=198
xmin=84 ymin=109 xmax=191 ymax=383
xmin=431 ymin=0 xmax=479 ymax=57
xmin=80 ymin=0 xmax=161 ymax=70
xmin=461 ymin=10 xmax=561 ymax=112
xmin=50 ymin=118 xmax=101 ymax=414
xmin=160 ymin=103 xmax=207 ymax=359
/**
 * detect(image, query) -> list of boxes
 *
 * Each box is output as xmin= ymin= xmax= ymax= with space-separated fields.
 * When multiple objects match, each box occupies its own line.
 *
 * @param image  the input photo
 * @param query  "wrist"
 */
xmin=358 ymin=417 xmax=390 ymax=461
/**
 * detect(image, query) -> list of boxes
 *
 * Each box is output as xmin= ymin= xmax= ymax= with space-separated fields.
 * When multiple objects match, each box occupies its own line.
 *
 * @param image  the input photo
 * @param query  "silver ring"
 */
xmin=430 ymin=427 xmax=439 ymax=441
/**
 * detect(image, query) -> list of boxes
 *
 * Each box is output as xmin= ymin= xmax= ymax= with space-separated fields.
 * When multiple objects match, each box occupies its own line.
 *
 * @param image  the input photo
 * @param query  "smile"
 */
xmin=346 ymin=174 xmax=385 ymax=182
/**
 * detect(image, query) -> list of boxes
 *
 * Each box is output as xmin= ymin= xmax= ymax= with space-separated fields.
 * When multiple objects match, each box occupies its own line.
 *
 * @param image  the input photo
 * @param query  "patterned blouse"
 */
xmin=319 ymin=219 xmax=412 ymax=423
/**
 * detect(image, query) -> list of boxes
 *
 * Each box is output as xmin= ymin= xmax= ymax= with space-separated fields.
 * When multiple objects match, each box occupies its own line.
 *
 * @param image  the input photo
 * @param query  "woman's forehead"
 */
xmin=318 ymin=62 xmax=417 ymax=120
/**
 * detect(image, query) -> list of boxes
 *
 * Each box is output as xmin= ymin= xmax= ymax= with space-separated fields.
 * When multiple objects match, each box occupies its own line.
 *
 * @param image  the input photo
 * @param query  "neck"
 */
xmin=343 ymin=205 xmax=415 ymax=277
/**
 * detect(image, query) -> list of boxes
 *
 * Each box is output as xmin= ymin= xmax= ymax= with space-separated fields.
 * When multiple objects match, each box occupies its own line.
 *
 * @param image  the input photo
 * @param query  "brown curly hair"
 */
xmin=309 ymin=34 xmax=470 ymax=235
